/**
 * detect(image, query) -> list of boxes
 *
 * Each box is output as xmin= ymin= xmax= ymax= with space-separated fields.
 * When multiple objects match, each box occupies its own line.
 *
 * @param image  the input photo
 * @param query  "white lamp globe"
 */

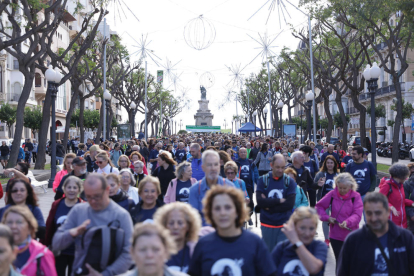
xmin=253 ymin=110 xmax=258 ymax=116
xmin=305 ymin=91 xmax=314 ymax=102
xmin=54 ymin=68 xmax=62 ymax=83
xmin=45 ymin=66 xmax=56 ymax=82
xmin=130 ymin=102 xmax=136 ymax=109
xmin=154 ymin=111 xmax=158 ymax=116
xmin=277 ymin=101 xmax=284 ymax=109
xmin=363 ymin=64 xmax=372 ymax=80
xmin=370 ymin=62 xmax=381 ymax=79
xmin=264 ymin=107 xmax=268 ymax=114
xmin=103 ymin=90 xmax=111 ymax=100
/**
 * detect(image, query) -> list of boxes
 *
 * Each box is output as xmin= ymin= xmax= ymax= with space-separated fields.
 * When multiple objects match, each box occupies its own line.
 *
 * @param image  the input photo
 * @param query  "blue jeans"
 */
xmin=261 ymin=225 xmax=287 ymax=252
xmin=56 ymin=157 xmax=64 ymax=165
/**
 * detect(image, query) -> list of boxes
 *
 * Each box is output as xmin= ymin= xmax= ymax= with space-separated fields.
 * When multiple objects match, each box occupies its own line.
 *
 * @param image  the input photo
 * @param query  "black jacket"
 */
xmin=56 ymin=144 xmax=65 ymax=157
xmin=286 ymin=164 xmax=314 ymax=191
xmin=85 ymin=155 xmax=98 ymax=173
xmin=337 ymin=221 xmax=414 ymax=276
xmin=249 ymin=147 xmax=260 ymax=161
xmin=110 ymin=190 xmax=135 ymax=211
xmin=140 ymin=147 xmax=150 ymax=163
xmin=0 ymin=145 xmax=9 ymax=156
xmin=129 ymin=199 xmax=164 ymax=224
xmin=54 ymin=171 xmax=88 ymax=200
xmin=404 ymin=175 xmax=414 ymax=233
xmin=151 ymin=164 xmax=176 ymax=196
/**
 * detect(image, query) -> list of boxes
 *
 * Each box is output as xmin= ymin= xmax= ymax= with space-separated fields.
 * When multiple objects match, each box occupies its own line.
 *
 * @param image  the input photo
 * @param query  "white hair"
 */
xmin=291 ymin=151 xmax=303 ymax=162
xmin=201 ymin=150 xmax=219 ymax=164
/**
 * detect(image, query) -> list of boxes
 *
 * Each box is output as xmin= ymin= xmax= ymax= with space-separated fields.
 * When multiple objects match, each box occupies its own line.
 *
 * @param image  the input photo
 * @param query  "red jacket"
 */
xmin=379 ymin=177 xmax=414 ymax=228
xmin=0 ymin=181 xmax=3 ymax=199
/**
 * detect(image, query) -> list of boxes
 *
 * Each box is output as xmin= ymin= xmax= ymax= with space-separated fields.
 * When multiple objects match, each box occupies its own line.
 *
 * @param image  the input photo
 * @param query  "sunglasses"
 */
xmin=95 ymin=161 xmax=104 ymax=165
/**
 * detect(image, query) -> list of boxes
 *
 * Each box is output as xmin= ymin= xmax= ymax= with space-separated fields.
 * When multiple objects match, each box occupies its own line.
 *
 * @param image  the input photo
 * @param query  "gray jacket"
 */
xmin=118 ymin=267 xmax=188 ymax=276
xmin=254 ymin=151 xmax=274 ymax=171
xmin=52 ymin=201 xmax=133 ymax=276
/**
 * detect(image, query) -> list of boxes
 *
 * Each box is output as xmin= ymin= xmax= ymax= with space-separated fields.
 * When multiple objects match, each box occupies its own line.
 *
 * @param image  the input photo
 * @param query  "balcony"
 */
xmin=348 ymin=107 xmax=359 ymax=114
xmin=7 ymin=93 xmax=35 ymax=103
xmin=359 ymin=82 xmax=404 ymax=101
xmin=35 ymin=73 xmax=47 ymax=98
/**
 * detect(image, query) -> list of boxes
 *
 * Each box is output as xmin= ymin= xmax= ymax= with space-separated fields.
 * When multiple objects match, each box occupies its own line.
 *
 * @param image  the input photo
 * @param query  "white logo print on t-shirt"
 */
xmin=211 ymin=258 xmax=243 ymax=276
xmin=268 ymin=189 xmax=284 ymax=199
xmin=179 ymin=188 xmax=190 ymax=198
xmin=283 ymin=259 xmax=308 ymax=276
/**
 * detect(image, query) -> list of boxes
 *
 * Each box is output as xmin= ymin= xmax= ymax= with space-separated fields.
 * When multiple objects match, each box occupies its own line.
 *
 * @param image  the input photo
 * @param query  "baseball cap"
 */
xmin=72 ymin=156 xmax=87 ymax=165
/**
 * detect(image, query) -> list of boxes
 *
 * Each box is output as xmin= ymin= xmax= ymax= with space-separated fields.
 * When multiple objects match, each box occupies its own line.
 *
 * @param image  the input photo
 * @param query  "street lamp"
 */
xmin=224 ymin=119 xmax=227 ymax=130
xmin=129 ymin=102 xmax=136 ymax=138
xmin=45 ymin=66 xmax=62 ymax=189
xmin=363 ymin=62 xmax=381 ymax=169
xmin=245 ymin=114 xmax=248 ymax=124
xmin=264 ymin=108 xmax=268 ymax=136
xmin=232 ymin=120 xmax=234 ymax=134
xmin=305 ymin=91 xmax=314 ymax=141
xmin=253 ymin=110 xmax=258 ymax=137
xmin=103 ymin=90 xmax=111 ymax=140
xmin=277 ymin=101 xmax=284 ymax=138
xmin=180 ymin=119 xmax=182 ymax=131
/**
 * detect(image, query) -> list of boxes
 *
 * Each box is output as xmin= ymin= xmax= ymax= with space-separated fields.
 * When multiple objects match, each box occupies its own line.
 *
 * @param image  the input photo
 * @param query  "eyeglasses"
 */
xmin=121 ymin=176 xmax=130 ymax=179
xmin=226 ymin=171 xmax=235 ymax=175
xmin=95 ymin=161 xmax=104 ymax=165
xmin=11 ymin=188 xmax=26 ymax=193
xmin=85 ymin=191 xmax=105 ymax=202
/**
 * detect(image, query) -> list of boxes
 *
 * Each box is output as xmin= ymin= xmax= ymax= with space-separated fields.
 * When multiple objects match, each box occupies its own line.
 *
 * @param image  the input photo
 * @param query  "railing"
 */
xmin=359 ymin=82 xmax=405 ymax=100
xmin=348 ymin=107 xmax=359 ymax=114
xmin=7 ymin=93 xmax=35 ymax=102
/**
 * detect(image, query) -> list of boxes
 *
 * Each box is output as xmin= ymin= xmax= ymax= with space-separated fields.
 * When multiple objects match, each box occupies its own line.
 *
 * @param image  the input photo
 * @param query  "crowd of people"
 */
xmin=0 ymin=133 xmax=414 ymax=276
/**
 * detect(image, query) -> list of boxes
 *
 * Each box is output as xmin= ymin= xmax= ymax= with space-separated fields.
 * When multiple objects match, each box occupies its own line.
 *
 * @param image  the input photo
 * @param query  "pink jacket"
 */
xmin=18 ymin=239 xmax=57 ymax=276
xmin=52 ymin=169 xmax=68 ymax=192
xmin=316 ymin=188 xmax=363 ymax=241
xmin=164 ymin=178 xmax=197 ymax=203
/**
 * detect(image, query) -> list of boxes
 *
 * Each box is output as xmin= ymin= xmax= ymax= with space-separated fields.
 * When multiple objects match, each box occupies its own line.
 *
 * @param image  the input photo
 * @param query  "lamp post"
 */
xmin=253 ymin=110 xmax=258 ymax=137
xmin=264 ymin=108 xmax=268 ymax=136
xmin=129 ymin=102 xmax=137 ymax=138
xmin=224 ymin=119 xmax=227 ymax=130
xmin=103 ymin=90 xmax=111 ymax=140
xmin=245 ymin=114 xmax=248 ymax=124
xmin=305 ymin=91 xmax=314 ymax=141
xmin=232 ymin=120 xmax=234 ymax=134
xmin=363 ymin=62 xmax=381 ymax=169
xmin=154 ymin=111 xmax=159 ymax=137
xmin=180 ymin=119 xmax=182 ymax=131
xmin=277 ymin=101 xmax=284 ymax=138
xmin=46 ymin=66 xmax=63 ymax=188
xmin=175 ymin=120 xmax=177 ymax=135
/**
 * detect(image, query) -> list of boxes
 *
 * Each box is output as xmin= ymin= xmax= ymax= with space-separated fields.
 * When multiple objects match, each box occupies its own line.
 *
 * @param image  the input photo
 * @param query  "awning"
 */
xmin=186 ymin=125 xmax=221 ymax=133
xmin=56 ymin=126 xmax=65 ymax=133
xmin=238 ymin=122 xmax=262 ymax=132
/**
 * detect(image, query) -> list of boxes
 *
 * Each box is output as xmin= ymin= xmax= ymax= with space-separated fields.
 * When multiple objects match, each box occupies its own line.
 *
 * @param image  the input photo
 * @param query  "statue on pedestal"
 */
xmin=200 ymin=86 xmax=207 ymax=100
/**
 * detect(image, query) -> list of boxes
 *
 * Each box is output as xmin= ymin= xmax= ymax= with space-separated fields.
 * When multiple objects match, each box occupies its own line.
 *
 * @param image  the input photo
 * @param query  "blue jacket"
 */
xmin=18 ymin=147 xmax=24 ymax=159
xmin=189 ymin=176 xmax=234 ymax=226
xmin=187 ymin=156 xmax=205 ymax=181
xmin=294 ymin=186 xmax=309 ymax=209
xmin=236 ymin=158 xmax=259 ymax=190
xmin=337 ymin=221 xmax=414 ymax=276
xmin=228 ymin=178 xmax=249 ymax=199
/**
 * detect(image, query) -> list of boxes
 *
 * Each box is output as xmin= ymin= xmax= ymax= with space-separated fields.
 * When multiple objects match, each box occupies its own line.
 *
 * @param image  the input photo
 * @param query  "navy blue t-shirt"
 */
xmin=238 ymin=159 xmax=253 ymax=190
xmin=189 ymin=230 xmax=276 ymax=276
xmin=256 ymin=172 xmax=297 ymax=226
xmin=139 ymin=207 xmax=157 ymax=222
xmin=176 ymin=179 xmax=192 ymax=203
xmin=77 ymin=150 xmax=85 ymax=157
xmin=14 ymin=247 xmax=30 ymax=269
xmin=304 ymin=159 xmax=317 ymax=179
xmin=149 ymin=149 xmax=159 ymax=168
xmin=371 ymin=233 xmax=388 ymax=276
xmin=167 ymin=245 xmax=191 ymax=273
xmin=54 ymin=200 xmax=76 ymax=255
xmin=345 ymin=160 xmax=376 ymax=196
xmin=321 ymin=172 xmax=336 ymax=198
xmin=272 ymin=239 xmax=328 ymax=276
xmin=175 ymin=149 xmax=187 ymax=163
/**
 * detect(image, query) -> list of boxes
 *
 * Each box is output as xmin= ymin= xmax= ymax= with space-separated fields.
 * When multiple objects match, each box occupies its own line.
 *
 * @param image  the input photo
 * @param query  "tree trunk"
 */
xmin=392 ymin=77 xmax=403 ymax=163
xmin=79 ymin=98 xmax=85 ymax=142
xmin=9 ymin=72 xmax=35 ymax=168
xmin=324 ymin=95 xmax=334 ymax=143
xmin=62 ymin=89 xmax=79 ymax=149
xmin=108 ymin=107 xmax=114 ymax=138
xmin=335 ymin=93 xmax=348 ymax=150
xmin=95 ymin=103 xmax=104 ymax=144
xmin=351 ymin=93 xmax=367 ymax=148
xmin=35 ymin=85 xmax=51 ymax=169
xmin=128 ymin=110 xmax=135 ymax=139
xmin=287 ymin=103 xmax=292 ymax=123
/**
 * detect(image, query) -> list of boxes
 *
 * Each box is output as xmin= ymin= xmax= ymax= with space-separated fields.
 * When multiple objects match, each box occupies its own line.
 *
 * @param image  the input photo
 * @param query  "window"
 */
xmin=35 ymin=73 xmax=42 ymax=87
xmin=13 ymin=82 xmax=21 ymax=94
xmin=13 ymin=59 xmax=19 ymax=70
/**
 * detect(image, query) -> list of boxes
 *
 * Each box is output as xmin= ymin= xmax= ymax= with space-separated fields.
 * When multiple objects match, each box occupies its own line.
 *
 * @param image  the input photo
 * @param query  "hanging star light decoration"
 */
xmin=246 ymin=31 xmax=281 ymax=65
xmin=247 ymin=0 xmax=291 ymax=27
xmin=129 ymin=33 xmax=162 ymax=66
xmin=218 ymin=85 xmax=237 ymax=110
xmin=225 ymin=64 xmax=245 ymax=89
xmin=162 ymin=58 xmax=182 ymax=86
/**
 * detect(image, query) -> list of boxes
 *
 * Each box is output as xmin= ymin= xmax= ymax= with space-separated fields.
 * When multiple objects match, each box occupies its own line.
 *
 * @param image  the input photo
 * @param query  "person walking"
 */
xmin=249 ymin=141 xmax=261 ymax=162
xmin=32 ymin=139 xmax=38 ymax=163
xmin=189 ymin=186 xmax=276 ymax=276
xmin=151 ymin=152 xmax=177 ymax=200
xmin=337 ymin=192 xmax=414 ymax=276
xmin=0 ymin=140 xmax=10 ymax=168
xmin=288 ymin=151 xmax=315 ymax=207
xmin=404 ymin=171 xmax=414 ymax=234
xmin=54 ymin=156 xmax=88 ymax=200
xmin=188 ymin=150 xmax=234 ymax=226
xmin=0 ymin=224 xmax=23 ymax=276
xmin=187 ymin=143 xmax=204 ymax=181
xmin=320 ymin=144 xmax=340 ymax=165
xmin=315 ymin=173 xmax=363 ymax=262
xmin=272 ymin=207 xmax=328 ymax=276
xmin=55 ymin=140 xmax=65 ymax=165
xmin=52 ymin=153 xmax=76 ymax=192
xmin=379 ymin=163 xmax=414 ymax=229
xmin=52 ymin=174 xmax=133 ymax=276
xmin=164 ymin=161 xmax=197 ymax=204
xmin=254 ymin=143 xmax=274 ymax=176
xmin=256 ymin=154 xmax=297 ymax=252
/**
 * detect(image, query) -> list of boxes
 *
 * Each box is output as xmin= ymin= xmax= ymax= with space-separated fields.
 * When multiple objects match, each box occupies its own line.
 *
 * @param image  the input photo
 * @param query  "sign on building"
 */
xmin=117 ymin=124 xmax=131 ymax=141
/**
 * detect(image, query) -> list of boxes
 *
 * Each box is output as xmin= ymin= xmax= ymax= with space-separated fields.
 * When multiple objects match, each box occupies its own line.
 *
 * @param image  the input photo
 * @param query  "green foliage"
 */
xmin=378 ymin=131 xmax=385 ymax=135
xmin=111 ymin=117 xmax=118 ymax=129
xmin=84 ymin=110 xmax=100 ymax=131
xmin=0 ymin=103 xmax=17 ymax=134
xmin=178 ymin=130 xmax=187 ymax=134
xmin=334 ymin=113 xmax=350 ymax=128
xmin=366 ymin=104 xmax=386 ymax=120
xmin=23 ymin=107 xmax=42 ymax=135
xmin=387 ymin=120 xmax=395 ymax=127
xmin=70 ymin=109 xmax=80 ymax=128
xmin=319 ymin=117 xmax=329 ymax=130
xmin=391 ymin=99 xmax=414 ymax=120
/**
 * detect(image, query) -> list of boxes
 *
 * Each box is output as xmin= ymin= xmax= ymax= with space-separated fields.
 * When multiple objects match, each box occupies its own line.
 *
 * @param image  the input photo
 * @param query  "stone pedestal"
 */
xmin=194 ymin=100 xmax=214 ymax=126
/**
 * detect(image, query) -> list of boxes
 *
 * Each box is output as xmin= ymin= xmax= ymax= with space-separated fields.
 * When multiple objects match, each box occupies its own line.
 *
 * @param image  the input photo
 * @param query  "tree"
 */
xmin=366 ymin=105 xmax=386 ymax=121
xmin=391 ymin=99 xmax=414 ymax=143
xmin=23 ymin=107 xmax=42 ymax=135
xmin=83 ymin=110 xmax=100 ymax=132
xmin=334 ymin=113 xmax=350 ymax=128
xmin=0 ymin=104 xmax=17 ymax=137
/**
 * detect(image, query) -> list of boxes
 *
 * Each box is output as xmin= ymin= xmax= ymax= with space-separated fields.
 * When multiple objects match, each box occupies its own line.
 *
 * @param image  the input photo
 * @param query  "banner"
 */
xmin=283 ymin=124 xmax=297 ymax=139
xmin=157 ymin=70 xmax=163 ymax=83
xmin=117 ymin=124 xmax=131 ymax=141
xmin=186 ymin=125 xmax=221 ymax=133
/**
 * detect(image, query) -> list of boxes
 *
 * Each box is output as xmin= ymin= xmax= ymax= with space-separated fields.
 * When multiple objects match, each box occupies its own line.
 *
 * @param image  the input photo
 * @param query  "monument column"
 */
xmin=194 ymin=86 xmax=214 ymax=126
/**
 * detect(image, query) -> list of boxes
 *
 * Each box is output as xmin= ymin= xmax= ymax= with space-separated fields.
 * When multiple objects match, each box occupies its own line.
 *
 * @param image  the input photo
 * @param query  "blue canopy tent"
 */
xmin=238 ymin=122 xmax=262 ymax=132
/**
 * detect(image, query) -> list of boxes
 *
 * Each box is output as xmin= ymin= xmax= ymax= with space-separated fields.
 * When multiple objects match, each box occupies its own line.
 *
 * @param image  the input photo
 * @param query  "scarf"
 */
xmin=336 ymin=188 xmax=352 ymax=200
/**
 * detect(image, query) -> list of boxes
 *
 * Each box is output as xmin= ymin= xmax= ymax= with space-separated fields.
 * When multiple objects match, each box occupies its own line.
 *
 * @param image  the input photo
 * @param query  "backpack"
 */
xmin=74 ymin=220 xmax=125 ymax=275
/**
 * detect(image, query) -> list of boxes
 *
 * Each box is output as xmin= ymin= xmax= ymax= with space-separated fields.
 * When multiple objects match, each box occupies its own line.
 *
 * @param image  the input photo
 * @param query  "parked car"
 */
xmin=298 ymin=134 xmax=321 ymax=143
xmin=348 ymin=136 xmax=372 ymax=152
xmin=321 ymin=136 xmax=340 ymax=145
